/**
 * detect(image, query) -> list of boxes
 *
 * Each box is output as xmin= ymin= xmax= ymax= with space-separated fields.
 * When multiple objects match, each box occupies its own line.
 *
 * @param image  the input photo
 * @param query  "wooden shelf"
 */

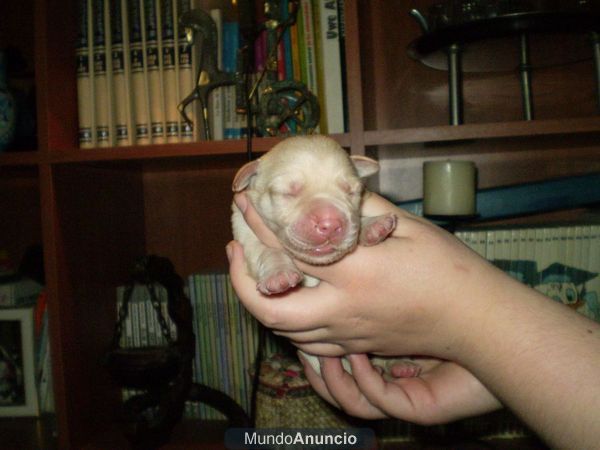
xmin=0 ymin=150 xmax=42 ymax=167
xmin=0 ymin=133 xmax=351 ymax=166
xmin=2 ymin=116 xmax=599 ymax=167
xmin=364 ymin=117 xmax=600 ymax=147
xmin=2 ymin=0 xmax=598 ymax=448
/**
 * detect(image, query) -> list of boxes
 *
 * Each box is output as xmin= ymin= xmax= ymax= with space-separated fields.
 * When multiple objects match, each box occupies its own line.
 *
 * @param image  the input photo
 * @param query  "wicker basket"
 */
xmin=255 ymin=353 xmax=352 ymax=429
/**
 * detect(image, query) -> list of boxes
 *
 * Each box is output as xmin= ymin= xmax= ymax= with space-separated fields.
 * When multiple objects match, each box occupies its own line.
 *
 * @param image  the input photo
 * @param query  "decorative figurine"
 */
xmin=178 ymin=0 xmax=319 ymax=139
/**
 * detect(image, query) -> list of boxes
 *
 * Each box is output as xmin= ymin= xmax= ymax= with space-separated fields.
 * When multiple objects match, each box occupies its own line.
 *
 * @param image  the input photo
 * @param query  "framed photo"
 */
xmin=0 ymin=307 xmax=39 ymax=416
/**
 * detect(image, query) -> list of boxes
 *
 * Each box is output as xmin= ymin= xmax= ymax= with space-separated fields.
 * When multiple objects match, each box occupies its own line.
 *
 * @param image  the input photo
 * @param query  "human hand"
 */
xmin=228 ymin=191 xmax=508 ymax=362
xmin=298 ymin=353 xmax=501 ymax=425
xmin=228 ymin=191 xmax=600 ymax=448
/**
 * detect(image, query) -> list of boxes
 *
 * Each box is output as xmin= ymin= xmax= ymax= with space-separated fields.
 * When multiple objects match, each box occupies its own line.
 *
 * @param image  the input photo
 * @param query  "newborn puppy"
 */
xmin=231 ymin=135 xmax=421 ymax=378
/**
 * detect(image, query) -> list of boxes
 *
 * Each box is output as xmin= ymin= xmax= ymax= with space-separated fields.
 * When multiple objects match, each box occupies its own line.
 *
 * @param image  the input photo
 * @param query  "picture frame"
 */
xmin=0 ymin=307 xmax=39 ymax=416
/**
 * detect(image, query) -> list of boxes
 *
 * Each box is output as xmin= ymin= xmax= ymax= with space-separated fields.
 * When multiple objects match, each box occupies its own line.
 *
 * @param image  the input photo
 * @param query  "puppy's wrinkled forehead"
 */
xmin=231 ymin=135 xmax=379 ymax=195
xmin=255 ymin=136 xmax=360 ymax=191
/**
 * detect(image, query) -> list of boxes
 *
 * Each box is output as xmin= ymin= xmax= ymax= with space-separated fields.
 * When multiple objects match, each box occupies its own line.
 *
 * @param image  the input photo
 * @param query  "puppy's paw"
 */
xmin=360 ymin=213 xmax=397 ymax=246
xmin=372 ymin=357 xmax=422 ymax=379
xmin=389 ymin=360 xmax=422 ymax=378
xmin=257 ymin=269 xmax=303 ymax=295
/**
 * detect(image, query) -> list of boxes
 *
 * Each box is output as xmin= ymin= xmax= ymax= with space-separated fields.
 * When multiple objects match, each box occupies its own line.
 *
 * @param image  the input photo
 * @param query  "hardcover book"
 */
xmin=76 ymin=0 xmax=95 ymax=148
xmin=128 ymin=0 xmax=151 ymax=145
xmin=456 ymin=223 xmax=600 ymax=321
xmin=161 ymin=0 xmax=180 ymax=142
xmin=92 ymin=0 xmax=111 ymax=147
xmin=144 ymin=0 xmax=166 ymax=144
xmin=110 ymin=0 xmax=132 ymax=146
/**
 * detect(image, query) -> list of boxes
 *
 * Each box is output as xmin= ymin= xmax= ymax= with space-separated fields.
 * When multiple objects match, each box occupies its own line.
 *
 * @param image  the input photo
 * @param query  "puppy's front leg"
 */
xmin=359 ymin=213 xmax=397 ymax=247
xmin=232 ymin=206 xmax=303 ymax=295
xmin=254 ymin=246 xmax=304 ymax=295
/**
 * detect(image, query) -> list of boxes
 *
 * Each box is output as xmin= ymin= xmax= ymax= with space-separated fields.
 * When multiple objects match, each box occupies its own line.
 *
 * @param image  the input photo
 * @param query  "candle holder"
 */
xmin=423 ymin=160 xmax=479 ymax=232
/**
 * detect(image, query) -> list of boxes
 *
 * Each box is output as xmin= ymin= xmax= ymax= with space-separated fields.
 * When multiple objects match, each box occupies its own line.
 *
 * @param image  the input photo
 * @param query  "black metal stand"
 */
xmin=408 ymin=2 xmax=600 ymax=124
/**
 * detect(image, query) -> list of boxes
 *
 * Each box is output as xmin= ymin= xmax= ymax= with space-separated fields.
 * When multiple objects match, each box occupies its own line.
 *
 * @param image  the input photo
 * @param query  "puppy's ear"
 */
xmin=350 ymin=155 xmax=379 ymax=178
xmin=232 ymin=159 xmax=260 ymax=192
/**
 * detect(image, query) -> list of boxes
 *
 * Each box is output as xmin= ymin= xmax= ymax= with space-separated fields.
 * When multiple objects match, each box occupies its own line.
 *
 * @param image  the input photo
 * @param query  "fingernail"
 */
xmin=234 ymin=193 xmax=248 ymax=213
xmin=225 ymin=243 xmax=233 ymax=263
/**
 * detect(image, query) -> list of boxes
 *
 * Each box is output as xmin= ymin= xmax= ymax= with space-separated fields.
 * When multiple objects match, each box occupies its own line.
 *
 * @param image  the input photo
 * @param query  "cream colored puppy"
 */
xmin=231 ymin=135 xmax=421 ymax=378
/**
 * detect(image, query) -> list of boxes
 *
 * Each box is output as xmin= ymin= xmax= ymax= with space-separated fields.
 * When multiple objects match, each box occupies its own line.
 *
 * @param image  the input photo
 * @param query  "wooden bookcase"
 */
xmin=1 ymin=0 xmax=599 ymax=448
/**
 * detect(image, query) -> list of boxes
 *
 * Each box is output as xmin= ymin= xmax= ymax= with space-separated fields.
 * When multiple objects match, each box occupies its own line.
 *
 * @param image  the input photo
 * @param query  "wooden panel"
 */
xmin=49 ymin=164 xmax=146 ymax=447
xmin=359 ymin=0 xmax=599 ymax=131
xmin=35 ymin=0 xmax=79 ymax=151
xmin=343 ymin=0 xmax=366 ymax=155
xmin=0 ymin=167 xmax=41 ymax=269
xmin=143 ymin=163 xmax=239 ymax=275
xmin=0 ymin=0 xmax=35 ymax=67
xmin=364 ymin=117 xmax=600 ymax=146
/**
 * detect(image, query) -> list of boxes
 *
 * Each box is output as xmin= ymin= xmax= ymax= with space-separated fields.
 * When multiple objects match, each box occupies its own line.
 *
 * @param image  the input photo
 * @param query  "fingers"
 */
xmin=234 ymin=193 xmax=282 ymax=249
xmin=348 ymin=357 xmax=501 ymax=425
xmin=297 ymin=353 xmax=341 ymax=409
xmin=345 ymin=354 xmax=425 ymax=422
xmin=319 ymin=356 xmax=387 ymax=419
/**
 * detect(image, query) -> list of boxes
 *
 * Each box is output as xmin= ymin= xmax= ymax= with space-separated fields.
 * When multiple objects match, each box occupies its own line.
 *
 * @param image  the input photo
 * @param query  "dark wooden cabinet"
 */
xmin=1 ymin=0 xmax=598 ymax=448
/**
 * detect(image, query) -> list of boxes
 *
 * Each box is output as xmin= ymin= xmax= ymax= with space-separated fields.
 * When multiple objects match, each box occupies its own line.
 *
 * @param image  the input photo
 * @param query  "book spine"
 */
xmin=217 ymin=274 xmax=232 ymax=406
xmin=289 ymin=4 xmax=302 ymax=81
xmin=110 ymin=0 xmax=132 ymax=146
xmin=139 ymin=293 xmax=149 ymax=346
xmin=197 ymin=274 xmax=211 ymax=418
xmin=223 ymin=21 xmax=238 ymax=140
xmin=77 ymin=0 xmax=95 ymax=148
xmin=209 ymin=9 xmax=224 ymax=141
xmin=311 ymin=0 xmax=327 ymax=133
xmin=177 ymin=0 xmax=194 ymax=142
xmin=299 ymin=0 xmax=318 ymax=96
xmin=92 ymin=0 xmax=111 ymax=147
xmin=281 ymin=0 xmax=294 ymax=81
xmin=161 ymin=0 xmax=180 ymax=142
xmin=128 ymin=0 xmax=151 ymax=144
xmin=316 ymin=0 xmax=344 ymax=134
xmin=187 ymin=275 xmax=202 ymax=418
xmin=337 ymin=0 xmax=348 ymax=132
xmin=105 ymin=0 xmax=117 ymax=145
xmin=144 ymin=0 xmax=166 ymax=143
xmin=131 ymin=287 xmax=141 ymax=346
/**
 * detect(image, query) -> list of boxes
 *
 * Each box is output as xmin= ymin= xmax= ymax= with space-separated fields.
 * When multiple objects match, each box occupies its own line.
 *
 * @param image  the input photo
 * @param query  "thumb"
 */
xmin=227 ymin=240 xmax=259 ymax=300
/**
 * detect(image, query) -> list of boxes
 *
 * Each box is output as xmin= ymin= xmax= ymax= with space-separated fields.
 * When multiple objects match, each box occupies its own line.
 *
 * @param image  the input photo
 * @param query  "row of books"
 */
xmin=456 ymin=224 xmax=600 ymax=322
xmin=77 ymin=0 xmax=195 ymax=148
xmin=76 ymin=0 xmax=346 ymax=148
xmin=277 ymin=0 xmax=347 ymax=135
xmin=116 ymin=273 xmax=287 ymax=420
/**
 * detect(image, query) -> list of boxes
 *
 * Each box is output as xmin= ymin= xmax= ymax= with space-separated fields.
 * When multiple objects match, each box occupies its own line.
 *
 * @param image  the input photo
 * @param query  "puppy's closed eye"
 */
xmin=338 ymin=180 xmax=363 ymax=197
xmin=271 ymin=181 xmax=304 ymax=199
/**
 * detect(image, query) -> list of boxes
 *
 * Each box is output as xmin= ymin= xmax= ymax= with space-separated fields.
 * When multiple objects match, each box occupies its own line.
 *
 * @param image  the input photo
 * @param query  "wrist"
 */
xmin=440 ymin=259 xmax=520 ymax=363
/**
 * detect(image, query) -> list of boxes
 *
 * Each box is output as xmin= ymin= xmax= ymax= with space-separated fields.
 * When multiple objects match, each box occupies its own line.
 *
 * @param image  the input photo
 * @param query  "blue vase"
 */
xmin=0 ymin=50 xmax=16 ymax=152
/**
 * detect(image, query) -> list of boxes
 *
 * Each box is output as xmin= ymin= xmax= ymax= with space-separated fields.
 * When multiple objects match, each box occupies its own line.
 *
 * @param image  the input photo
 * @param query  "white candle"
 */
xmin=423 ymin=160 xmax=477 ymax=216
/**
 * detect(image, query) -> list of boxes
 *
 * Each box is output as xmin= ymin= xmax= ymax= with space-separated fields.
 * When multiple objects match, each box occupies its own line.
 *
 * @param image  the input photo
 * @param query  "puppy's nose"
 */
xmin=316 ymin=217 xmax=344 ymax=238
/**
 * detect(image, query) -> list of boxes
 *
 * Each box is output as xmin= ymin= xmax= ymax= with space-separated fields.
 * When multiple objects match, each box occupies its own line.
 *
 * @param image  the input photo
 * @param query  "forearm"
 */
xmin=456 ymin=271 xmax=600 ymax=449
